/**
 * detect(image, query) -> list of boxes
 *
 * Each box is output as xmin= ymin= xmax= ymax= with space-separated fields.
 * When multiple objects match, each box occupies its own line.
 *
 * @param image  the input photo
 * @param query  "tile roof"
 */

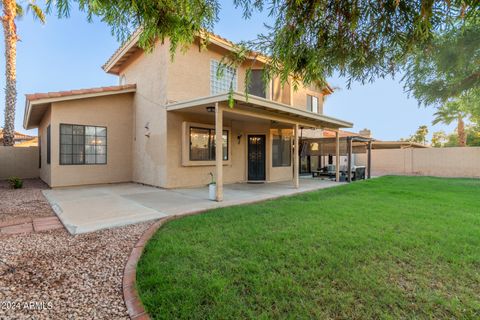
xmin=322 ymin=129 xmax=368 ymax=138
xmin=0 ymin=128 xmax=36 ymax=141
xmin=26 ymin=84 xmax=136 ymax=102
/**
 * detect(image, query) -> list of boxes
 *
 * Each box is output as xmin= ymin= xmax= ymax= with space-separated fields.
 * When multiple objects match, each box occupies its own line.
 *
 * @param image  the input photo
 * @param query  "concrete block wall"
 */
xmin=0 ymin=146 xmax=39 ymax=179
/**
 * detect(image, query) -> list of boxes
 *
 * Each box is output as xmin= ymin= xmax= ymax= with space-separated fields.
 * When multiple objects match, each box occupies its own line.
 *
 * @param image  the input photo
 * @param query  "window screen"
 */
xmin=60 ymin=124 xmax=107 ymax=165
xmin=210 ymin=60 xmax=237 ymax=95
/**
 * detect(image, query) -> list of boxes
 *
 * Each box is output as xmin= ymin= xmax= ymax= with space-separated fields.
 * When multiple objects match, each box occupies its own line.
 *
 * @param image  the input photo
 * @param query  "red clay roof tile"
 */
xmin=26 ymin=84 xmax=136 ymax=102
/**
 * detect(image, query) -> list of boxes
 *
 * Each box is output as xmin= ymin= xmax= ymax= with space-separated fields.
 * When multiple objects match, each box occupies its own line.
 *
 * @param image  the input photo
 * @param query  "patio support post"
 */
xmin=335 ymin=131 xmax=340 ymax=182
xmin=367 ymin=140 xmax=372 ymax=179
xmin=347 ymin=137 xmax=352 ymax=182
xmin=215 ymin=102 xmax=223 ymax=201
xmin=294 ymin=123 xmax=300 ymax=188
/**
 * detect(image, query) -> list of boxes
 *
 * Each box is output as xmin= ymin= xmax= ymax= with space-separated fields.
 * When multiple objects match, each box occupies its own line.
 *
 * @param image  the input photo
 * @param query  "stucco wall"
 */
xmin=119 ymin=41 xmax=169 ymax=187
xmin=166 ymin=40 xmax=248 ymax=102
xmin=47 ymin=94 xmax=134 ymax=187
xmin=0 ymin=146 xmax=39 ymax=179
xmin=356 ymin=147 xmax=480 ymax=178
xmin=165 ymin=40 xmax=325 ymax=112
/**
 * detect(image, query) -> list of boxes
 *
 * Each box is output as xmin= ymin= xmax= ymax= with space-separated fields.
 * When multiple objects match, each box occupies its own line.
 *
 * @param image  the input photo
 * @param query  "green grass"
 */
xmin=137 ymin=176 xmax=480 ymax=319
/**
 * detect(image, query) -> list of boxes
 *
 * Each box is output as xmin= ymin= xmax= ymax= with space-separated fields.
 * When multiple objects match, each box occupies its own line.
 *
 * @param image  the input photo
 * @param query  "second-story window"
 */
xmin=210 ymin=60 xmax=237 ymax=95
xmin=248 ymin=69 xmax=266 ymax=98
xmin=307 ymin=95 xmax=319 ymax=113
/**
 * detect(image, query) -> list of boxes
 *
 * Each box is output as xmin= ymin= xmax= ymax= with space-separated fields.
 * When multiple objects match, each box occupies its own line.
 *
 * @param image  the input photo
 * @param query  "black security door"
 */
xmin=248 ymin=135 xmax=266 ymax=181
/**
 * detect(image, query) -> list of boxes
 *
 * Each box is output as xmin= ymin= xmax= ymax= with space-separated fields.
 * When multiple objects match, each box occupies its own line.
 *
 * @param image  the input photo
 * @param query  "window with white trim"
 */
xmin=210 ymin=60 xmax=237 ymax=95
xmin=307 ymin=95 xmax=319 ymax=113
xmin=60 ymin=124 xmax=107 ymax=165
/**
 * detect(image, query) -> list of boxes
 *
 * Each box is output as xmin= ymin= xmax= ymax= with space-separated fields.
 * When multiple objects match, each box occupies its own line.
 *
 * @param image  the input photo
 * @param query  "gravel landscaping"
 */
xmin=0 ymin=179 xmax=54 ymax=224
xmin=0 ymin=222 xmax=152 ymax=319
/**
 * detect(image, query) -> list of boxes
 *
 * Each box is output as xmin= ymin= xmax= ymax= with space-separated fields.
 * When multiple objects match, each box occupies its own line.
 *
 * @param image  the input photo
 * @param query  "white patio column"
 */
xmin=215 ymin=102 xmax=223 ymax=201
xmin=294 ymin=123 xmax=300 ymax=188
xmin=335 ymin=130 xmax=340 ymax=182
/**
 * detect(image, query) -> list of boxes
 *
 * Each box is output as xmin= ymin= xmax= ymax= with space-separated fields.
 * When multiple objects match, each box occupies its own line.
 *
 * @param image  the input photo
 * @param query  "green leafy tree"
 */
xmin=404 ymin=20 xmax=480 ymax=106
xmin=431 ymin=131 xmax=448 ymax=147
xmin=466 ymin=125 xmax=480 ymax=146
xmin=403 ymin=15 xmax=479 ymax=144
xmin=47 ymin=0 xmax=477 ymax=88
xmin=1 ymin=0 xmax=45 ymax=146
xmin=432 ymin=99 xmax=470 ymax=146
xmin=403 ymin=125 xmax=429 ymax=145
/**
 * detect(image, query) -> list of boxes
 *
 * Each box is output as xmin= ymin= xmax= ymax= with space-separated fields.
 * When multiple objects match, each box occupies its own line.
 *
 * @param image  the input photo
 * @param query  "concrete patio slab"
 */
xmin=43 ymin=178 xmax=343 ymax=235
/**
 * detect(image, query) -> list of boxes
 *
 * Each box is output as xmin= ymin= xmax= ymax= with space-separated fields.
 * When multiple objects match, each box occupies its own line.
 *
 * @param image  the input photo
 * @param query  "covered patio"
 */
xmin=166 ymin=91 xmax=353 ymax=201
xmin=301 ymin=135 xmax=374 ymax=182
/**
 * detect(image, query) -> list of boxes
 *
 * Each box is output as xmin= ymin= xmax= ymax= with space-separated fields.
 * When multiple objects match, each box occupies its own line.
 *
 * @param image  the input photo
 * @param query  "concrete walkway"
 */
xmin=43 ymin=178 xmax=342 ymax=234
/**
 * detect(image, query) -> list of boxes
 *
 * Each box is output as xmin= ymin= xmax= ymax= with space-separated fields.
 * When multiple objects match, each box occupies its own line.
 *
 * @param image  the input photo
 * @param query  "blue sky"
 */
xmin=1 ymin=1 xmax=455 ymax=141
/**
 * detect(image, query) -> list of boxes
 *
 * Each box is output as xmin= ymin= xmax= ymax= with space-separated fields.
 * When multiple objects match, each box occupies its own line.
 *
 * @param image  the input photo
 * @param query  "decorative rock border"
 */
xmin=123 ymin=211 xmax=206 ymax=320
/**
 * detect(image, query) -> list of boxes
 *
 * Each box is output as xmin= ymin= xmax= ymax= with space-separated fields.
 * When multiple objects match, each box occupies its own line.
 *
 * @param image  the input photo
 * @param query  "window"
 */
xmin=210 ymin=60 xmax=237 ymax=95
xmin=272 ymin=134 xmax=292 ymax=167
xmin=60 ymin=124 xmax=107 ymax=165
xmin=189 ymin=127 xmax=228 ymax=161
xmin=248 ymin=69 xmax=266 ymax=98
xmin=307 ymin=95 xmax=319 ymax=113
xmin=46 ymin=125 xmax=51 ymax=164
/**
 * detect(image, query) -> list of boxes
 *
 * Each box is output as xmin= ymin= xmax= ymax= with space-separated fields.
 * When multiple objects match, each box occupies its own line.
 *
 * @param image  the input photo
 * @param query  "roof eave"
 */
xmin=166 ymin=91 xmax=353 ymax=129
xmin=24 ymin=86 xmax=137 ymax=129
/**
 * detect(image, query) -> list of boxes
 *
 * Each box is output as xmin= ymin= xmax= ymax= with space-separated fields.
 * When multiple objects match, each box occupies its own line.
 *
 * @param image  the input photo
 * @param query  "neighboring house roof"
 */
xmin=24 ymin=84 xmax=136 ymax=130
xmin=0 ymin=128 xmax=36 ymax=143
xmin=166 ymin=91 xmax=353 ymax=129
xmin=372 ymin=141 xmax=429 ymax=149
xmin=322 ymin=129 xmax=371 ymax=139
xmin=321 ymin=129 xmax=428 ymax=148
xmin=102 ymin=29 xmax=334 ymax=95
xmin=15 ymin=136 xmax=38 ymax=147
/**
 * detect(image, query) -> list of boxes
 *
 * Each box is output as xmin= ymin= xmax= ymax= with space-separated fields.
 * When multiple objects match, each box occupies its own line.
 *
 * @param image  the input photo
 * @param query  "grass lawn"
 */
xmin=137 ymin=176 xmax=480 ymax=319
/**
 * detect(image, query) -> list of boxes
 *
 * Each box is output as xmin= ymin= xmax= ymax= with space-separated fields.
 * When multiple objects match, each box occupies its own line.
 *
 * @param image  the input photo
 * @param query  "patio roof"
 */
xmin=166 ymin=92 xmax=353 ymax=129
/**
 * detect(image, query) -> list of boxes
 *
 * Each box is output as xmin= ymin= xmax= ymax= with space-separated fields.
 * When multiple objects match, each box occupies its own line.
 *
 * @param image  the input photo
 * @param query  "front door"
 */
xmin=248 ymin=135 xmax=266 ymax=181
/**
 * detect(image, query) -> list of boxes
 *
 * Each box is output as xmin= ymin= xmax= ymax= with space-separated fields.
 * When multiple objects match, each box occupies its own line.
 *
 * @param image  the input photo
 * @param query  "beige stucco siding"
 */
xmin=47 ymin=94 xmax=133 ymax=187
xmin=166 ymin=41 xmax=247 ymax=102
xmin=118 ymin=41 xmax=169 ymax=187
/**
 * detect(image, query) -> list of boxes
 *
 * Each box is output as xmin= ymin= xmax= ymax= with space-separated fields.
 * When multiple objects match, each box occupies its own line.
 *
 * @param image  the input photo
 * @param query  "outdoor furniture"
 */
xmin=354 ymin=166 xmax=366 ymax=180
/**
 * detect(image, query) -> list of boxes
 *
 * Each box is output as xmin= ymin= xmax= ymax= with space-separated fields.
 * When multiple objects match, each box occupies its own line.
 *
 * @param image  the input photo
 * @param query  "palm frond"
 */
xmin=27 ymin=1 xmax=46 ymax=24
xmin=16 ymin=3 xmax=24 ymax=17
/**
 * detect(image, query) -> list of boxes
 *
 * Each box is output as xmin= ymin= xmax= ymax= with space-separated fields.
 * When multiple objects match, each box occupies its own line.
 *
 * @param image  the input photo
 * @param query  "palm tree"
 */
xmin=1 ymin=0 xmax=44 ymax=146
xmin=432 ymin=100 xmax=468 ymax=147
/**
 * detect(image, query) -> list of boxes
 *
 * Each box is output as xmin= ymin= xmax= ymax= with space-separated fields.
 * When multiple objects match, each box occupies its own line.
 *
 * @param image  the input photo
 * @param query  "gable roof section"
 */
xmin=102 ymin=30 xmax=334 ymax=95
xmin=24 ymin=84 xmax=136 ymax=130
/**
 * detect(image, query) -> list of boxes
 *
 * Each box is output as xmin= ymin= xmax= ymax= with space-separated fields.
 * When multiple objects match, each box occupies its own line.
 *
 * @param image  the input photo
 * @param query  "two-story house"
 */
xmin=23 ymin=31 xmax=352 ymax=201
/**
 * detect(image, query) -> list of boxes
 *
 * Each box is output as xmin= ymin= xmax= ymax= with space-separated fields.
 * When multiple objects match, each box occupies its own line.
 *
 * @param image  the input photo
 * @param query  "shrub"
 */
xmin=8 ymin=177 xmax=23 ymax=189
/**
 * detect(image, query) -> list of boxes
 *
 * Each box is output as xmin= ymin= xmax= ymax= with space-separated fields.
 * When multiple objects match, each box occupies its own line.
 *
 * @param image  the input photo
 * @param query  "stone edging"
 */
xmin=123 ymin=210 xmax=207 ymax=320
